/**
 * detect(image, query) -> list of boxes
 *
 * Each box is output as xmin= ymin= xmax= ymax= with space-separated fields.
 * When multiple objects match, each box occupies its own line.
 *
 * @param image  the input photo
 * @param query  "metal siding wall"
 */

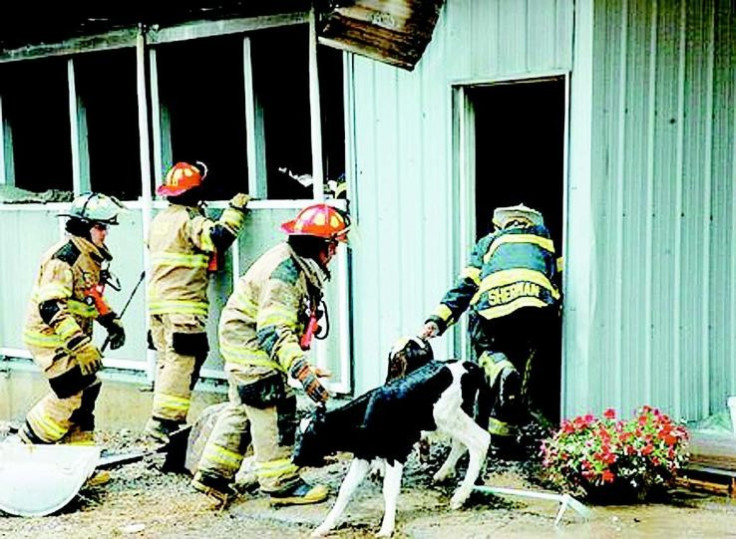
xmin=349 ymin=0 xmax=574 ymax=395
xmin=710 ymin=1 xmax=736 ymax=414
xmin=0 ymin=209 xmax=61 ymax=349
xmin=581 ymin=0 xmax=736 ymax=422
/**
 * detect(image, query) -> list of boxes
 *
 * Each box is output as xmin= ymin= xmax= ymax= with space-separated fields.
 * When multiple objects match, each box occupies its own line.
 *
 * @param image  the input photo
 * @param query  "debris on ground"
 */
xmin=1 ymin=418 xmax=735 ymax=537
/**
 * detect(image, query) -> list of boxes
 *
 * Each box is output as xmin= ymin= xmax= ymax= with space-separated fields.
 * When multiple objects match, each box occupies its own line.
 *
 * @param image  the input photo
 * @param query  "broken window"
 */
xmin=75 ymin=48 xmax=141 ymax=201
xmin=156 ymin=35 xmax=248 ymax=201
xmin=0 ymin=58 xmax=73 ymax=193
xmin=0 ymin=21 xmax=345 ymax=203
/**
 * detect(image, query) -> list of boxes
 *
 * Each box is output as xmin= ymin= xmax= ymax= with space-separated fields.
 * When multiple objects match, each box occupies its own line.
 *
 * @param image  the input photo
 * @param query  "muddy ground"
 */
xmin=1 ymin=426 xmax=735 ymax=539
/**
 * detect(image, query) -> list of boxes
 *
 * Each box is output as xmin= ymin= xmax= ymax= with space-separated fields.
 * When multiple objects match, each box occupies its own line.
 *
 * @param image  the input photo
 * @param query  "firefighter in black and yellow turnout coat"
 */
xmin=421 ymin=203 xmax=560 ymax=450
xmin=144 ymin=162 xmax=251 ymax=442
xmin=20 ymin=193 xmax=126 ymax=445
xmin=192 ymin=203 xmax=350 ymax=506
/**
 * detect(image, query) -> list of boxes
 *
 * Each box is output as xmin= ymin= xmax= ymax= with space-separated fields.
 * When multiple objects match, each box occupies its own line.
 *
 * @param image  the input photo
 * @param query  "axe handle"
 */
xmin=101 ymin=271 xmax=145 ymax=353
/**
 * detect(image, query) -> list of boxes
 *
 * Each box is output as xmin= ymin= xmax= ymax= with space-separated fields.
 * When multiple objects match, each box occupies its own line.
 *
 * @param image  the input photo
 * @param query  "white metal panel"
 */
xmin=348 ymin=0 xmax=574 ymax=395
xmin=568 ymin=0 xmax=736 ymax=422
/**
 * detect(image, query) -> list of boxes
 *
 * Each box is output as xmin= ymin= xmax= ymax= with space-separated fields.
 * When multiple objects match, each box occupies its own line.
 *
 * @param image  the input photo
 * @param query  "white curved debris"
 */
xmin=0 ymin=444 xmax=99 ymax=517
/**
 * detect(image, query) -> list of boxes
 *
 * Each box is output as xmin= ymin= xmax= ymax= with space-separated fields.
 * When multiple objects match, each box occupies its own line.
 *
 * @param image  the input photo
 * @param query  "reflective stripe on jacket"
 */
xmin=427 ymin=224 xmax=559 ymax=333
xmin=147 ymin=204 xmax=245 ymax=316
xmin=219 ymin=242 xmax=325 ymax=374
xmin=23 ymin=236 xmax=111 ymax=362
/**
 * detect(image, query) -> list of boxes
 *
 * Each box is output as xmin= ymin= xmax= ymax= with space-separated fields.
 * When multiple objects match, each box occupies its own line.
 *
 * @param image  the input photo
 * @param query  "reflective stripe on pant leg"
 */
xmin=478 ymin=351 xmax=515 ymax=388
xmin=246 ymin=401 xmax=299 ymax=493
xmin=488 ymin=416 xmax=516 ymax=437
xmin=197 ymin=399 xmax=252 ymax=482
xmin=26 ymin=390 xmax=83 ymax=443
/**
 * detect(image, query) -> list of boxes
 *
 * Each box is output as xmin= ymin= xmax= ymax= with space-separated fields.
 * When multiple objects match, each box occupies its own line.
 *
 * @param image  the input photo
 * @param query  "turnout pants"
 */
xmin=196 ymin=370 xmax=300 ymax=494
xmin=149 ymin=314 xmax=209 ymax=423
xmin=22 ymin=344 xmax=101 ymax=445
xmin=470 ymin=306 xmax=555 ymax=438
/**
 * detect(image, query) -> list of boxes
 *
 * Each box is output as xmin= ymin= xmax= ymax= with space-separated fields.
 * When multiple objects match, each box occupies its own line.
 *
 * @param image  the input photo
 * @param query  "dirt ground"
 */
xmin=1 ymin=427 xmax=735 ymax=539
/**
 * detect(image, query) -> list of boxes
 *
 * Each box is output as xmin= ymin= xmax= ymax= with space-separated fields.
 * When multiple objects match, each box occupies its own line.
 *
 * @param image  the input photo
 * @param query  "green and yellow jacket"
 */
xmin=426 ymin=224 xmax=560 ymax=334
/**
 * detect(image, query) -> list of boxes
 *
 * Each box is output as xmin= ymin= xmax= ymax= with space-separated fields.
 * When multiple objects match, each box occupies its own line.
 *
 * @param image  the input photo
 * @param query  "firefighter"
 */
xmin=144 ymin=161 xmax=251 ymax=442
xmin=420 ymin=203 xmax=560 ymax=453
xmin=191 ymin=203 xmax=350 ymax=506
xmin=20 ymin=192 xmax=126 ymax=445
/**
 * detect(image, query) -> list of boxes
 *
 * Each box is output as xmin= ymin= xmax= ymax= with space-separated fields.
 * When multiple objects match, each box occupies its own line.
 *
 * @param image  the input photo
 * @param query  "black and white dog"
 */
xmin=294 ymin=338 xmax=491 ymax=537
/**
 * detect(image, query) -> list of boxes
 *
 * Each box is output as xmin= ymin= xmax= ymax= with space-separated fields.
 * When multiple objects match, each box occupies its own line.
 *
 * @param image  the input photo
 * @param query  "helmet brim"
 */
xmin=280 ymin=221 xmax=350 ymax=243
xmin=157 ymin=184 xmax=191 ymax=197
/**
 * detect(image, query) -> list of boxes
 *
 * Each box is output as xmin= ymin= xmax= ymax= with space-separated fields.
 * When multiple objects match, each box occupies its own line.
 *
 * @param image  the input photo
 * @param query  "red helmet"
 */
xmin=281 ymin=204 xmax=350 ymax=243
xmin=157 ymin=161 xmax=207 ymax=197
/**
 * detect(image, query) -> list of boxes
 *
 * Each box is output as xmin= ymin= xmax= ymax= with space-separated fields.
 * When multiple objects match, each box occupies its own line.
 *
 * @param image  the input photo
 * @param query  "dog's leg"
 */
xmin=376 ymin=460 xmax=403 ymax=537
xmin=432 ymin=438 xmax=466 ymax=483
xmin=312 ymin=458 xmax=370 ymax=537
xmin=442 ymin=417 xmax=490 ymax=509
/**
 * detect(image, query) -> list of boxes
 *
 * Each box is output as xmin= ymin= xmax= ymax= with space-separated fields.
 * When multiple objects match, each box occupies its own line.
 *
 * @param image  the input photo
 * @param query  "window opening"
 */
xmin=76 ymin=49 xmax=141 ymax=201
xmin=156 ymin=35 xmax=247 ymax=201
xmin=251 ymin=25 xmax=312 ymax=199
xmin=318 ymin=45 xmax=345 ymax=199
xmin=1 ymin=58 xmax=72 ymax=195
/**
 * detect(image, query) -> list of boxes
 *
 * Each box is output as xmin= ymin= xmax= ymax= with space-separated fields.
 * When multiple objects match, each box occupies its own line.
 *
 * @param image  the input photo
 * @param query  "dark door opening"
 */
xmin=469 ymin=78 xmax=565 ymax=423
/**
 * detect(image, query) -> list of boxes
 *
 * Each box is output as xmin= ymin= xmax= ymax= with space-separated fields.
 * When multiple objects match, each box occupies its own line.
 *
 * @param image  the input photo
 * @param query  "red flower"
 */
xmin=604 ymin=408 xmax=616 ymax=420
xmin=601 ymin=470 xmax=615 ymax=483
xmin=663 ymin=434 xmax=677 ymax=446
xmin=642 ymin=444 xmax=654 ymax=456
xmin=602 ymin=452 xmax=617 ymax=464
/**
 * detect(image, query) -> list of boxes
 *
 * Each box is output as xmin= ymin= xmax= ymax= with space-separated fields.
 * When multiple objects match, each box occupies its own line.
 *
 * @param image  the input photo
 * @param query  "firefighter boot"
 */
xmin=489 ymin=366 xmax=523 ymax=460
xmin=144 ymin=417 xmax=185 ymax=445
xmin=192 ymin=471 xmax=237 ymax=505
xmin=269 ymin=479 xmax=329 ymax=507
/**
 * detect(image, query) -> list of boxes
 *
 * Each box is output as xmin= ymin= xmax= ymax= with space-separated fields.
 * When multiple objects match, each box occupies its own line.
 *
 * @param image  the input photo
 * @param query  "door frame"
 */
xmin=451 ymin=70 xmax=571 ymax=409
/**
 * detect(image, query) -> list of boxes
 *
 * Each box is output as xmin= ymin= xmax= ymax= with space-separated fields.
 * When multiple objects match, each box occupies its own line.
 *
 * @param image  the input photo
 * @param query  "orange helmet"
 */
xmin=281 ymin=204 xmax=350 ymax=243
xmin=157 ymin=161 xmax=207 ymax=197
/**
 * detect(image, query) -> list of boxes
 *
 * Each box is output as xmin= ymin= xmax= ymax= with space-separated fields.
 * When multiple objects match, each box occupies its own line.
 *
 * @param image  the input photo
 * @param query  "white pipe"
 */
xmin=135 ymin=27 xmax=156 ymax=384
xmin=473 ymin=485 xmax=590 ymax=526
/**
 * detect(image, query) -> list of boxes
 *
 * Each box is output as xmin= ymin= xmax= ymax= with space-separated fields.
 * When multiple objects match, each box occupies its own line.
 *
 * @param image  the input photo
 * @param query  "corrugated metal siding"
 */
xmin=572 ymin=0 xmax=736 ymax=421
xmin=349 ymin=0 xmax=574 ymax=395
xmin=0 ymin=208 xmax=61 ymax=349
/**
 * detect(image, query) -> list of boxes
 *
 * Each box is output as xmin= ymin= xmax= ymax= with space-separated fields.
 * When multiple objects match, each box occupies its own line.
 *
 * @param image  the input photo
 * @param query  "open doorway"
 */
xmin=466 ymin=77 xmax=565 ymax=423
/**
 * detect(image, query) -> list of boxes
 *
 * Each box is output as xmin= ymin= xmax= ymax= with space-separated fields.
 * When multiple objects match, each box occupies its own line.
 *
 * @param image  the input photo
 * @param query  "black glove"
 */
xmin=98 ymin=312 xmax=126 ymax=350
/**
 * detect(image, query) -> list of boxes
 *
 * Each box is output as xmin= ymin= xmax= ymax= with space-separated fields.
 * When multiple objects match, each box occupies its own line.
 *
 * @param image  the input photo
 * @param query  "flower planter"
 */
xmin=541 ymin=406 xmax=689 ymax=505
xmin=583 ymin=481 xmax=650 ymax=505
